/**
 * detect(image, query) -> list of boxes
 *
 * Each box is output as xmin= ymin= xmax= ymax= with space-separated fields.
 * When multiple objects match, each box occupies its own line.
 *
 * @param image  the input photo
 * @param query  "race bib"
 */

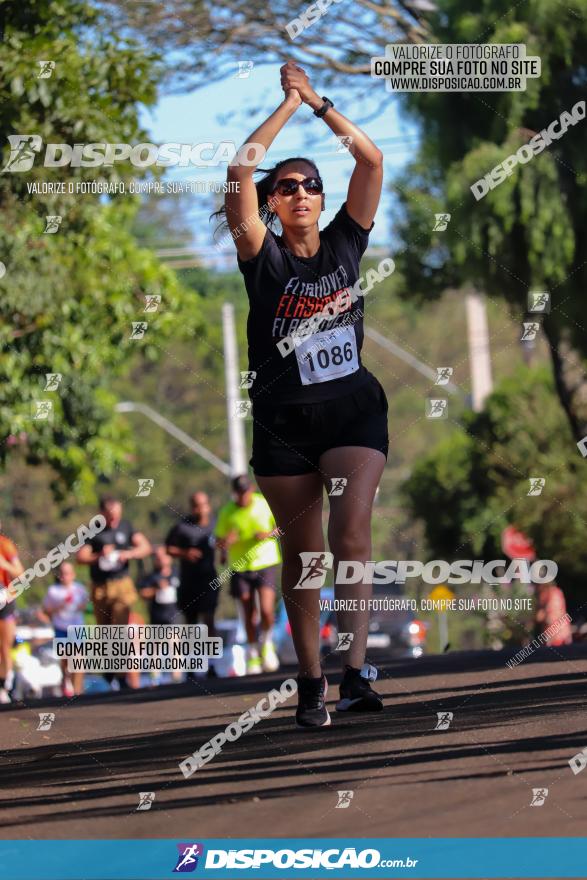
xmin=98 ymin=550 xmax=121 ymax=572
xmin=295 ymin=325 xmax=359 ymax=386
xmin=156 ymin=586 xmax=177 ymax=605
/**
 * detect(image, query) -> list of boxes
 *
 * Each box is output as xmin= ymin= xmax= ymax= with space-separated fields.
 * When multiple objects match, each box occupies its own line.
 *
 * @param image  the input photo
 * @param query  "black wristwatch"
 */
xmin=313 ymin=96 xmax=334 ymax=118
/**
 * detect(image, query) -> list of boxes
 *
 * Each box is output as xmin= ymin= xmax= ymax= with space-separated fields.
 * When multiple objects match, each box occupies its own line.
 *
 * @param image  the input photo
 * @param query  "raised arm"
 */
xmin=280 ymin=62 xmax=383 ymax=229
xmin=225 ymin=82 xmax=302 ymax=261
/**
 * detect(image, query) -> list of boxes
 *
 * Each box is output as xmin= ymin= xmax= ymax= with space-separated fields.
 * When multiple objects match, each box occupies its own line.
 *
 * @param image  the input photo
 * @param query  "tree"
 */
xmin=0 ymin=0 xmax=204 ymax=500
xmin=99 ymin=0 xmax=587 ymax=444
xmin=97 ymin=0 xmax=432 ymax=93
xmin=391 ymin=0 xmax=587 ymax=443
xmin=402 ymin=365 xmax=587 ymax=606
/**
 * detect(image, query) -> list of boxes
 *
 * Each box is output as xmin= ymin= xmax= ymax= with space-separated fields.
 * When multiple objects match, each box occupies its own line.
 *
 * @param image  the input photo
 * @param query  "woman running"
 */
xmin=0 ymin=520 xmax=24 ymax=704
xmin=216 ymin=61 xmax=388 ymax=728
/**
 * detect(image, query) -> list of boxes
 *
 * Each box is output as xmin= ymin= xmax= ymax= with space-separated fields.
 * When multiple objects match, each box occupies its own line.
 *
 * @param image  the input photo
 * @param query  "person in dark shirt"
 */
xmin=138 ymin=546 xmax=180 ymax=626
xmin=166 ymin=491 xmax=218 ymax=633
xmin=77 ymin=496 xmax=151 ymax=626
xmin=77 ymin=495 xmax=151 ymax=689
xmin=138 ymin=546 xmax=182 ymax=685
xmin=212 ymin=62 xmax=387 ymax=728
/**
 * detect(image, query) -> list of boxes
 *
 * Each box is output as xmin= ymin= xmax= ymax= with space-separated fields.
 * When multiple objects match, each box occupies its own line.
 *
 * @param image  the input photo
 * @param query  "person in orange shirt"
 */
xmin=0 ymin=520 xmax=25 ymax=703
xmin=534 ymin=582 xmax=573 ymax=646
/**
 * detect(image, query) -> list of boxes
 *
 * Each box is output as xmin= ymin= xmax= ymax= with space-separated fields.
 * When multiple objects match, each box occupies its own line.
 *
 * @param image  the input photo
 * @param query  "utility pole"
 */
xmin=364 ymin=326 xmax=464 ymax=398
xmin=115 ymin=402 xmax=231 ymax=475
xmin=465 ymin=289 xmax=493 ymax=412
xmin=222 ymin=303 xmax=248 ymax=477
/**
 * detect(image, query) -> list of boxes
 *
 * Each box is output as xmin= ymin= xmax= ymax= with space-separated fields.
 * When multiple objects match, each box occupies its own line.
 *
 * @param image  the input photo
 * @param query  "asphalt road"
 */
xmin=1 ymin=646 xmax=586 ymax=847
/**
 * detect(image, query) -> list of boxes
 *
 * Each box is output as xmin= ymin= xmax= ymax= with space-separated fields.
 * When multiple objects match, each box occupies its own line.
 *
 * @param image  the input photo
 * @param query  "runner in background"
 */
xmin=215 ymin=475 xmax=281 ymax=675
xmin=76 ymin=495 xmax=151 ymax=688
xmin=166 ymin=491 xmax=219 ymax=678
xmin=41 ymin=561 xmax=88 ymax=697
xmin=138 ymin=546 xmax=182 ymax=685
xmin=138 ymin=546 xmax=180 ymax=625
xmin=0 ymin=520 xmax=24 ymax=703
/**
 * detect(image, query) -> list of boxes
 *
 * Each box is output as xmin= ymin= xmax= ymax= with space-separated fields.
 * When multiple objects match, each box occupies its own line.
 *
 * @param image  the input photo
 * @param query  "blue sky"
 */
xmin=139 ymin=62 xmax=418 ymax=265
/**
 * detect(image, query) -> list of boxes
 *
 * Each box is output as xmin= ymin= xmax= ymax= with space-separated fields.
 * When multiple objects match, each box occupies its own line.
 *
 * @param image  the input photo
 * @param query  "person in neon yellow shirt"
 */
xmin=215 ymin=475 xmax=282 ymax=674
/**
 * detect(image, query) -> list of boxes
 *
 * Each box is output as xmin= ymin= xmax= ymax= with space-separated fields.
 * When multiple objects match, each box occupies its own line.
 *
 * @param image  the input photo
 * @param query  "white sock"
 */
xmin=259 ymin=628 xmax=274 ymax=646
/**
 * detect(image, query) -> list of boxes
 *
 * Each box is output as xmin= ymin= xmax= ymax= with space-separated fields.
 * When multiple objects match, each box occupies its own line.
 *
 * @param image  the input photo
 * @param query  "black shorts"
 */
xmin=150 ymin=603 xmax=180 ymax=625
xmin=230 ymin=566 xmax=278 ymax=599
xmin=0 ymin=598 xmax=16 ymax=621
xmin=250 ymin=372 xmax=389 ymax=477
xmin=178 ymin=584 xmax=219 ymax=621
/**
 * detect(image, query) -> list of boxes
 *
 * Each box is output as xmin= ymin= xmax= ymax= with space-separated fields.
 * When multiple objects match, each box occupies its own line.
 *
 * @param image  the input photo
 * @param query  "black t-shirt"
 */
xmin=165 ymin=518 xmax=217 ymax=587
xmin=237 ymin=201 xmax=374 ymax=404
xmin=89 ymin=519 xmax=136 ymax=584
xmin=138 ymin=570 xmax=180 ymax=610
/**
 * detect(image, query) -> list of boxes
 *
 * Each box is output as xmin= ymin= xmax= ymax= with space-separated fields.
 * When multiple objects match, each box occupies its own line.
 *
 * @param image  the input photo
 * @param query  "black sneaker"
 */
xmin=206 ymin=664 xmax=218 ymax=678
xmin=296 ymin=674 xmax=331 ymax=728
xmin=336 ymin=664 xmax=383 ymax=713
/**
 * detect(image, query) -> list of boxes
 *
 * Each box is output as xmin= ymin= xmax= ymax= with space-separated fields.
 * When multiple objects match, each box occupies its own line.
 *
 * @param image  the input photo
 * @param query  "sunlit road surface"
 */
xmin=1 ymin=646 xmax=586 ymax=841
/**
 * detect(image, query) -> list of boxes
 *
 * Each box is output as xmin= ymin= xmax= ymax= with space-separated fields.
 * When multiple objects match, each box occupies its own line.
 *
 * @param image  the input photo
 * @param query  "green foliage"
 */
xmin=0 ymin=0 xmax=204 ymax=500
xmin=393 ymin=0 xmax=587 ymax=355
xmin=402 ymin=365 xmax=587 ymax=603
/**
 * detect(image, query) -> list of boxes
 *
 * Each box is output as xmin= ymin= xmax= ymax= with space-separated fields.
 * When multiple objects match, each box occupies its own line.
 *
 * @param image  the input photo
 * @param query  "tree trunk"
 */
xmin=542 ymin=319 xmax=587 ymax=444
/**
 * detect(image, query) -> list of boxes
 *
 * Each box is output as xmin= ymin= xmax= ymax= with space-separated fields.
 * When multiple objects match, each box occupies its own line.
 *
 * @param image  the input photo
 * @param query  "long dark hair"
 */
xmin=210 ymin=156 xmax=321 ymax=241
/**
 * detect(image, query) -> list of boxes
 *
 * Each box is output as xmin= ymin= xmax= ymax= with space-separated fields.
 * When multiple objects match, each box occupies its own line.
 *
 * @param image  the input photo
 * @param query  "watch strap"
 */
xmin=314 ymin=96 xmax=334 ymax=118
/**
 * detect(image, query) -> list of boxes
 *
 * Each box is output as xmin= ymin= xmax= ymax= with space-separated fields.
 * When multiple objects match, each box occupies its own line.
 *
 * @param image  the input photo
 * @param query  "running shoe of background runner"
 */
xmin=296 ymin=674 xmax=331 ymax=728
xmin=246 ymin=648 xmax=262 ymax=675
xmin=336 ymin=663 xmax=383 ymax=712
xmin=261 ymin=640 xmax=280 ymax=672
xmin=0 ymin=687 xmax=10 ymax=704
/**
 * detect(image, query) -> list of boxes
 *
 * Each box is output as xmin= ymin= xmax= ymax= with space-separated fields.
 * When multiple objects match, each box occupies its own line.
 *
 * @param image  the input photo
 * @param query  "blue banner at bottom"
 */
xmin=0 ymin=838 xmax=585 ymax=879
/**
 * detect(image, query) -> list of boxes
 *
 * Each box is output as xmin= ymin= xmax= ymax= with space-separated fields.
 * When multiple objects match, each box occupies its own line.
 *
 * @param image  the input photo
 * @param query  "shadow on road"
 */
xmin=1 ymin=648 xmax=586 ymax=827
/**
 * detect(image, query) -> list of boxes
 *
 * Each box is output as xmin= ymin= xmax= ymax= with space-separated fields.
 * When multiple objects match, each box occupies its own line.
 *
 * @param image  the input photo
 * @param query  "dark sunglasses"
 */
xmin=271 ymin=176 xmax=323 ymax=196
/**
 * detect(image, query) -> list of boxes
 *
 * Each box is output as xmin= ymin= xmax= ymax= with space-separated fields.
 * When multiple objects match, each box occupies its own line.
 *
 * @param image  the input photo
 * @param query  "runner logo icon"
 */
xmin=2 ymin=135 xmax=43 ymax=172
xmin=37 ymin=713 xmax=55 ymax=731
xmin=173 ymin=843 xmax=204 ymax=872
xmin=530 ymin=787 xmax=548 ymax=806
xmin=434 ymin=711 xmax=453 ymax=730
xmin=294 ymin=552 xmax=334 ymax=589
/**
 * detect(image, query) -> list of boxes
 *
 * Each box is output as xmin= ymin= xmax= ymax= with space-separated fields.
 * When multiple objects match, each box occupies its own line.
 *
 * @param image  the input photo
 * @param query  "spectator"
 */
xmin=41 ymin=561 xmax=88 ymax=697
xmin=215 ymin=475 xmax=281 ymax=675
xmin=534 ymin=582 xmax=572 ymax=645
xmin=0 ymin=519 xmax=24 ymax=703
xmin=166 ymin=492 xmax=218 ymax=678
